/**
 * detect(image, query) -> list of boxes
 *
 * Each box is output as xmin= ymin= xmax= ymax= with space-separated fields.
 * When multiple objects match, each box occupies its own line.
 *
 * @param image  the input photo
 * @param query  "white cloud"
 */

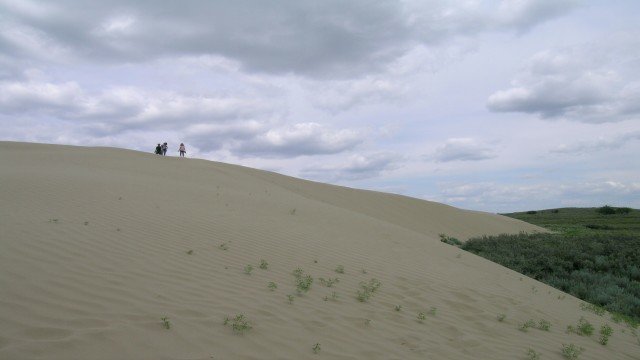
xmin=551 ymin=131 xmax=640 ymax=154
xmin=434 ymin=179 xmax=640 ymax=212
xmin=487 ymin=34 xmax=640 ymax=122
xmin=300 ymin=152 xmax=401 ymax=181
xmin=431 ymin=138 xmax=496 ymax=162
xmin=232 ymin=123 xmax=364 ymax=158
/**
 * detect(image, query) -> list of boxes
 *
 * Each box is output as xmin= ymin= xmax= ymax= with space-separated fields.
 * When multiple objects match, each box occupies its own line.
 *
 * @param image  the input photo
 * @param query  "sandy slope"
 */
xmin=0 ymin=141 xmax=637 ymax=360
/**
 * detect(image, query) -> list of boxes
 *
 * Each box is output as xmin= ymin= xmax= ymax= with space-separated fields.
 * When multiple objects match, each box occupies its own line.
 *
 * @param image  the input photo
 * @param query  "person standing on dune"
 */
xmin=155 ymin=143 xmax=162 ymax=155
xmin=179 ymin=143 xmax=186 ymax=157
xmin=161 ymin=142 xmax=168 ymax=156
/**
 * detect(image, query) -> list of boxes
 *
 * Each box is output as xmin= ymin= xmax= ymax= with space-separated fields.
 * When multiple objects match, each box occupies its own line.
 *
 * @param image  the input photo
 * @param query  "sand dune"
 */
xmin=0 ymin=141 xmax=637 ymax=359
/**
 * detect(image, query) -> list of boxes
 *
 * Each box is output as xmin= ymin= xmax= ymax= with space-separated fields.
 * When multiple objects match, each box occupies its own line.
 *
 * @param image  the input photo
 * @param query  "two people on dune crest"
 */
xmin=154 ymin=142 xmax=187 ymax=157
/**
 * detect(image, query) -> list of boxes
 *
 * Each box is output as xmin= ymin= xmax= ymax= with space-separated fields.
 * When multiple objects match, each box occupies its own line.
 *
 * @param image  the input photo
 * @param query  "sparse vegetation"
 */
xmin=335 ymin=265 xmax=345 ymax=274
xmin=244 ymin=264 xmax=253 ymax=275
xmin=293 ymin=268 xmax=313 ymax=294
xmin=186 ymin=249 xmax=194 ymax=255
xmin=417 ymin=312 xmax=426 ymax=323
xmin=319 ymin=277 xmax=340 ymax=287
xmin=525 ymin=348 xmax=540 ymax=360
xmin=267 ymin=282 xmax=277 ymax=291
xmin=429 ymin=307 xmax=437 ymax=316
xmin=567 ymin=317 xmax=594 ymax=336
xmin=161 ymin=316 xmax=171 ymax=329
xmin=497 ymin=313 xmax=506 ymax=322
xmin=580 ymin=303 xmax=606 ymax=316
xmin=219 ymin=242 xmax=229 ymax=250
xmin=356 ymin=278 xmax=381 ymax=302
xmin=519 ymin=319 xmax=536 ymax=332
xmin=538 ymin=319 xmax=551 ymax=331
xmin=259 ymin=259 xmax=269 ymax=270
xmin=224 ymin=314 xmax=252 ymax=334
xmin=599 ymin=324 xmax=613 ymax=345
xmin=312 ymin=343 xmax=321 ymax=354
xmin=287 ymin=294 xmax=294 ymax=304
xmin=561 ymin=343 xmax=583 ymax=359
xmin=395 ymin=305 xmax=402 ymax=312
xmin=439 ymin=233 xmax=462 ymax=246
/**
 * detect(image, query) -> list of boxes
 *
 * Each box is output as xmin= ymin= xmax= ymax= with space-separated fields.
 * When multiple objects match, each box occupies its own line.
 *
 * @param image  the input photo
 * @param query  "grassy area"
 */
xmin=501 ymin=207 xmax=640 ymax=236
xmin=461 ymin=206 xmax=640 ymax=326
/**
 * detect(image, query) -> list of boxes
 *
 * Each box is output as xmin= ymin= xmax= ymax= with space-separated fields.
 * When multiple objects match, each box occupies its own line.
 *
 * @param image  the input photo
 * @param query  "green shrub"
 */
xmin=461 ymin=232 xmax=640 ymax=323
xmin=439 ymin=233 xmax=462 ymax=246
xmin=335 ymin=265 xmax=345 ymax=274
xmin=160 ymin=316 xmax=171 ymax=329
xmin=597 ymin=206 xmax=617 ymax=215
xmin=224 ymin=314 xmax=252 ymax=334
xmin=561 ymin=343 xmax=583 ymax=359
xmin=599 ymin=324 xmax=613 ymax=345
xmin=525 ymin=348 xmax=540 ymax=360
xmin=259 ymin=259 xmax=269 ymax=270
xmin=356 ymin=278 xmax=382 ymax=302
xmin=538 ymin=319 xmax=551 ymax=331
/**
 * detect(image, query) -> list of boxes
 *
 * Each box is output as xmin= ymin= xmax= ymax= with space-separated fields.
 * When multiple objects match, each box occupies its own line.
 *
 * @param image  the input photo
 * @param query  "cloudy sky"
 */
xmin=1 ymin=0 xmax=639 ymax=212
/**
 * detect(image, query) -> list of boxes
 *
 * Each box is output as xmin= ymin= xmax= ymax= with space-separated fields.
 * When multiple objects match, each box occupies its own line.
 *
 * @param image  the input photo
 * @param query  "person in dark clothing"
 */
xmin=155 ymin=143 xmax=162 ymax=155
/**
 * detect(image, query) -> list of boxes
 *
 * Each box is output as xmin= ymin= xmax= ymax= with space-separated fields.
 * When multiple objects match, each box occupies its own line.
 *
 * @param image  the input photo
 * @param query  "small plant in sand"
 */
xmin=289 ymin=208 xmax=297 ymax=215
xmin=292 ymin=268 xmax=304 ymax=278
xmin=568 ymin=317 xmax=594 ymax=336
xmin=244 ymin=264 xmax=254 ymax=275
xmin=267 ymin=282 xmax=278 ymax=291
xmin=48 ymin=218 xmax=59 ymax=223
xmin=331 ymin=291 xmax=338 ymax=300
xmin=259 ymin=259 xmax=269 ymax=270
xmin=83 ymin=221 xmax=89 ymax=225
xmin=186 ymin=249 xmax=194 ymax=255
xmin=519 ymin=319 xmax=536 ymax=332
xmin=364 ymin=319 xmax=372 ymax=326
xmin=224 ymin=314 xmax=252 ymax=334
xmin=296 ymin=275 xmax=313 ymax=294
xmin=356 ymin=278 xmax=382 ymax=303
xmin=219 ymin=242 xmax=229 ymax=250
xmin=561 ymin=343 xmax=583 ymax=359
xmin=417 ymin=312 xmax=426 ymax=323
xmin=429 ymin=307 xmax=437 ymax=316
xmin=287 ymin=294 xmax=295 ymax=304
xmin=497 ymin=313 xmax=506 ymax=322
xmin=161 ymin=316 xmax=171 ymax=329
xmin=362 ymin=269 xmax=368 ymax=274
xmin=395 ymin=305 xmax=402 ymax=312
xmin=319 ymin=277 xmax=339 ymax=287
xmin=312 ymin=343 xmax=321 ymax=354
xmin=525 ymin=348 xmax=540 ymax=360
xmin=335 ymin=265 xmax=345 ymax=274
xmin=599 ymin=324 xmax=613 ymax=345
xmin=537 ymin=319 xmax=551 ymax=331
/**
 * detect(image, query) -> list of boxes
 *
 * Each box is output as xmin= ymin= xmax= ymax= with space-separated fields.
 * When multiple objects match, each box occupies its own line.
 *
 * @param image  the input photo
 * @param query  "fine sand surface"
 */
xmin=0 ymin=141 xmax=637 ymax=360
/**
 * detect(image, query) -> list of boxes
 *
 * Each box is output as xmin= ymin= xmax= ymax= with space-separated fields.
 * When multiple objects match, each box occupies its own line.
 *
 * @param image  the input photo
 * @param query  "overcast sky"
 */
xmin=1 ymin=0 xmax=639 ymax=212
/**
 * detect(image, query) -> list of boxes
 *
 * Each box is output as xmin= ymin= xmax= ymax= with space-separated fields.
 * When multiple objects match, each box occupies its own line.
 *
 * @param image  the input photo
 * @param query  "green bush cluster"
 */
xmin=461 ymin=232 xmax=640 ymax=323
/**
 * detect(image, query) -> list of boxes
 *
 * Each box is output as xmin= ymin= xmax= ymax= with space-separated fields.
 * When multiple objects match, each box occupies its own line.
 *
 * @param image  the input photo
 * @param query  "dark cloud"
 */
xmin=0 ymin=0 xmax=581 ymax=78
xmin=487 ymin=36 xmax=640 ymax=122
xmin=431 ymin=138 xmax=496 ymax=162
